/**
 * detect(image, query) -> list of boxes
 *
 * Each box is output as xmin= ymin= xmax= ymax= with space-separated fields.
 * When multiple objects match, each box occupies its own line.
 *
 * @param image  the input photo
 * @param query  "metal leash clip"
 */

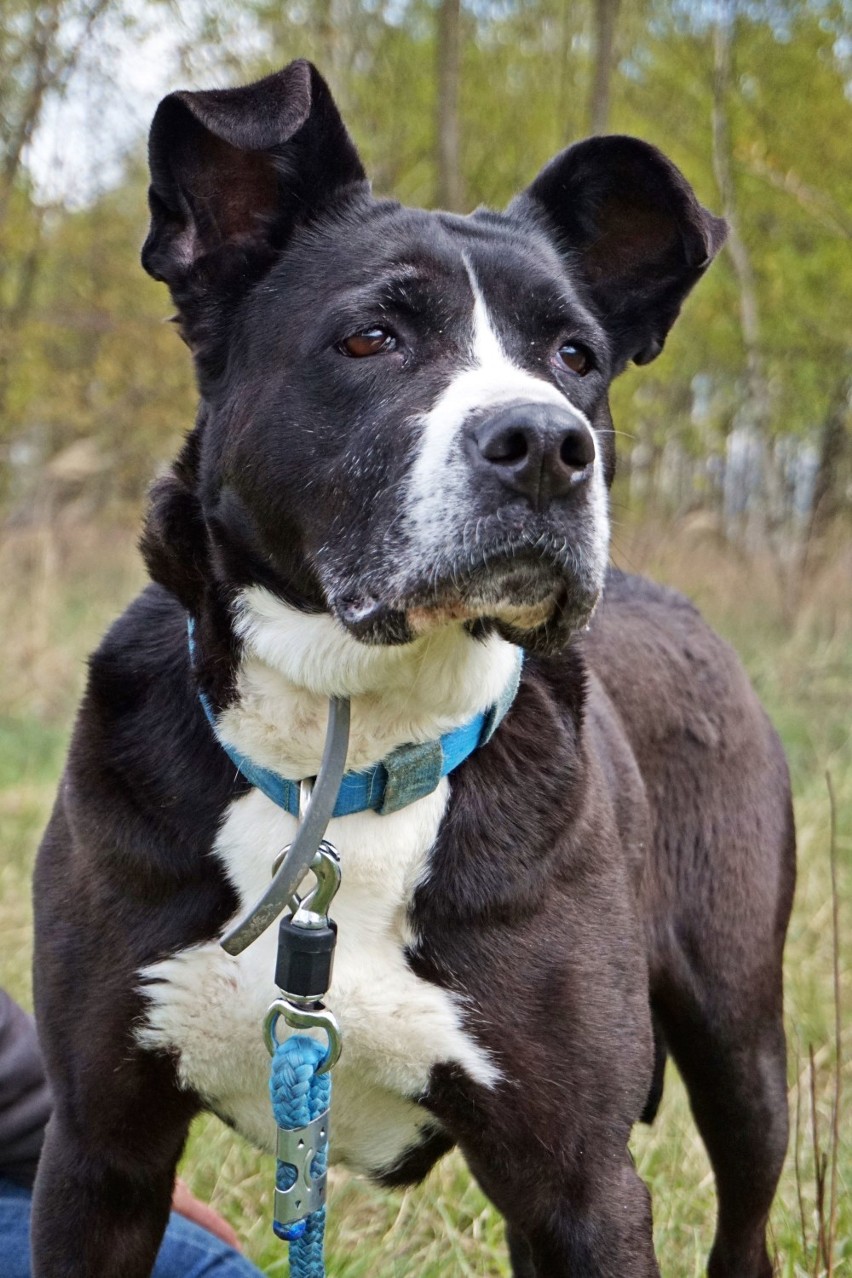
xmin=264 ymin=782 xmax=343 ymax=1233
xmin=220 ymin=698 xmax=351 ymax=956
xmin=264 ymin=781 xmax=343 ymax=1074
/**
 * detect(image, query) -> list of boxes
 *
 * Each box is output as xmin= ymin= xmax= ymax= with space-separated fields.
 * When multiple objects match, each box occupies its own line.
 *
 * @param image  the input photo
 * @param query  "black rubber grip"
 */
xmin=275 ymin=916 xmax=338 ymax=1000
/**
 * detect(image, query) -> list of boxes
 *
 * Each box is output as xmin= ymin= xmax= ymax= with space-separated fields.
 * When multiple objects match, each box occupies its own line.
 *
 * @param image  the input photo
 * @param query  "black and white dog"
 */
xmin=32 ymin=61 xmax=795 ymax=1277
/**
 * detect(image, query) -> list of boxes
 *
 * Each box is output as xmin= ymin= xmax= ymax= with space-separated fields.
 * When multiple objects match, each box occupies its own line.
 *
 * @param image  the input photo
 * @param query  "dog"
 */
xmin=31 ymin=60 xmax=795 ymax=1277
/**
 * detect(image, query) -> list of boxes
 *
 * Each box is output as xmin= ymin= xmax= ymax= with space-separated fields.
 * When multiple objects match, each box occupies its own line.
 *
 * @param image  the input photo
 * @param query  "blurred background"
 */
xmin=0 ymin=2 xmax=849 ymax=1274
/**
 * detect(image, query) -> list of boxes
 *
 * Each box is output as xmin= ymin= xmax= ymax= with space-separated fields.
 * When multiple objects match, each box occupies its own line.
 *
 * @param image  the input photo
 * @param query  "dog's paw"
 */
xmin=136 ymin=942 xmax=271 ymax=1095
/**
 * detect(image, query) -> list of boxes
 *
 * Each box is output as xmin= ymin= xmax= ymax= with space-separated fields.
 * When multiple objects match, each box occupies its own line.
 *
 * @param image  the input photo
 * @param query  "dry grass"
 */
xmin=0 ymin=512 xmax=848 ymax=1275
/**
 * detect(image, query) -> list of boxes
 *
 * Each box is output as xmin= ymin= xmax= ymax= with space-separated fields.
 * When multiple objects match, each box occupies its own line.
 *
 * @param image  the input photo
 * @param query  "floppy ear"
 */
xmin=141 ymin=60 xmax=366 ymax=350
xmin=510 ymin=136 xmax=727 ymax=368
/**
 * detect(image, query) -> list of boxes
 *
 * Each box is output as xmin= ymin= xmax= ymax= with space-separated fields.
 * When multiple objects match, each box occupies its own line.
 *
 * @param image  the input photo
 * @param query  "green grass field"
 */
xmin=0 ymin=517 xmax=848 ymax=1276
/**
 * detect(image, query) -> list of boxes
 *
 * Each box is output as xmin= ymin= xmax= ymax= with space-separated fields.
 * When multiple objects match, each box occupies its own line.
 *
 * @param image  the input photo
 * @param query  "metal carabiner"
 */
xmin=264 ymin=781 xmax=343 ymax=1075
xmin=290 ymin=843 xmax=341 ymax=924
xmin=272 ymin=840 xmax=341 ymax=928
xmin=264 ymin=997 xmax=342 ymax=1074
xmin=271 ymin=780 xmax=341 ymax=921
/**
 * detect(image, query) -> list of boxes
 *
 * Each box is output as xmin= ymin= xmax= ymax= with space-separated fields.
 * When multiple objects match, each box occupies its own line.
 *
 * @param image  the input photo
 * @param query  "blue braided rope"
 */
xmin=270 ymin=1036 xmax=330 ymax=1278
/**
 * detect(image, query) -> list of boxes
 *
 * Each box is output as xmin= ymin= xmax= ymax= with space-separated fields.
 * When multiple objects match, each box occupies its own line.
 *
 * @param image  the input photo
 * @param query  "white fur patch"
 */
xmin=404 ymin=260 xmax=598 ymax=551
xmin=219 ymin=590 xmax=520 ymax=778
xmin=138 ymin=597 xmax=512 ymax=1176
xmin=138 ymin=784 xmax=499 ymax=1176
xmin=585 ymin=449 xmax=611 ymax=590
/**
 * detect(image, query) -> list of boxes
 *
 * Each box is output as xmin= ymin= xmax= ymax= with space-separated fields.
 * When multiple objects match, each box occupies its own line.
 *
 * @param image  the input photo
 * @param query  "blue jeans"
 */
xmin=0 ymin=1178 xmax=264 ymax=1277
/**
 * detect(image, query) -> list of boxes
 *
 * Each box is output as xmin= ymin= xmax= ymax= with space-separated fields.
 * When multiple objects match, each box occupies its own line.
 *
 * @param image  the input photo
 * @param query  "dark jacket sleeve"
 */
xmin=0 ymin=990 xmax=52 ymax=1188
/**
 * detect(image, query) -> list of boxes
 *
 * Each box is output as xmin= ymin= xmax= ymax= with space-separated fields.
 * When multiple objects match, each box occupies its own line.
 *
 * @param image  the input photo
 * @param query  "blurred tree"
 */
xmin=5 ymin=165 xmax=194 ymax=506
xmin=0 ymin=0 xmax=111 ymax=435
xmin=0 ymin=0 xmax=110 ymax=221
xmin=809 ymin=374 xmax=852 ymax=537
xmin=610 ymin=1 xmax=850 ymax=506
xmin=0 ymin=0 xmax=848 ymax=538
xmin=711 ymin=0 xmax=778 ymax=541
xmin=436 ymin=0 xmax=464 ymax=208
xmin=588 ymin=0 xmax=621 ymax=132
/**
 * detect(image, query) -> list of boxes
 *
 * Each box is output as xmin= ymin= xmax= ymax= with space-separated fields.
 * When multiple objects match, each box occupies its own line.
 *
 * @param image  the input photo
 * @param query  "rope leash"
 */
xmin=218 ymin=699 xmax=351 ymax=1278
xmin=260 ymin=835 xmax=342 ymax=1278
xmin=270 ymin=1036 xmax=331 ymax=1277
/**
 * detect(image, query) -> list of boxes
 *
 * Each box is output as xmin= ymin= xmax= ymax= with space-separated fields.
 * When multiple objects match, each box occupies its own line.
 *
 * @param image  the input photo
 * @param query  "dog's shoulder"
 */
xmin=597 ymin=566 xmax=699 ymax=620
xmin=61 ymin=583 xmax=244 ymax=885
xmin=586 ymin=568 xmax=778 ymax=762
xmin=87 ymin=581 xmax=189 ymax=693
xmin=80 ymin=582 xmax=206 ymax=770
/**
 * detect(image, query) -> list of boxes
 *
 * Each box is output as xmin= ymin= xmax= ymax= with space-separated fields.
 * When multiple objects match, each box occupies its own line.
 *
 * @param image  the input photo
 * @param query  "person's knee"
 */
xmin=153 ymin=1211 xmax=264 ymax=1278
xmin=0 ymin=1178 xmax=34 ymax=1278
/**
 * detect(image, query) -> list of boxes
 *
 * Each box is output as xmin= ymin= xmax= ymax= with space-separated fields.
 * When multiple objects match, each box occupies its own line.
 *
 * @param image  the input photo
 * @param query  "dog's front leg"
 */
xmin=505 ymin=1223 xmax=536 ymax=1277
xmin=475 ymin=1137 xmax=658 ymax=1278
xmin=424 ymin=1038 xmax=660 ymax=1278
xmin=30 ymin=1045 xmax=199 ymax=1278
xmin=418 ymin=893 xmax=660 ymax=1277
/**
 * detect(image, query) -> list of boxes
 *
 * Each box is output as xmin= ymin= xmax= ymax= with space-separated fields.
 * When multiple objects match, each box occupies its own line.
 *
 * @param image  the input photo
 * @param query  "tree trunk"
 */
xmin=0 ymin=5 xmax=61 ymax=225
xmin=712 ymin=14 xmax=763 ymax=402
xmin=809 ymin=374 xmax=852 ymax=537
xmin=712 ymin=3 xmax=779 ymax=548
xmin=587 ymin=0 xmax=620 ymax=134
xmin=310 ymin=0 xmax=344 ymax=95
xmin=436 ymin=0 xmax=464 ymax=210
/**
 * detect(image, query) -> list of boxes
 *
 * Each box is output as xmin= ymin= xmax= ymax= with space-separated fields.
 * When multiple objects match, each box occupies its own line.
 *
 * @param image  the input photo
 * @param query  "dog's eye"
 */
xmin=339 ymin=328 xmax=397 ymax=358
xmin=557 ymin=343 xmax=593 ymax=376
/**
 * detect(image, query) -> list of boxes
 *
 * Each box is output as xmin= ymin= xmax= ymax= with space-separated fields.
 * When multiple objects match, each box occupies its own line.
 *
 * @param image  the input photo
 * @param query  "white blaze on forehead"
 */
xmin=405 ymin=258 xmax=596 ymax=536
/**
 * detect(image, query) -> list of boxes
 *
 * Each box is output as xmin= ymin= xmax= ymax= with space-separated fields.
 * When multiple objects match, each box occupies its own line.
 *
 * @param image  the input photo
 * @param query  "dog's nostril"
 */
xmin=483 ymin=430 xmax=528 ymax=465
xmin=560 ymin=427 xmax=595 ymax=471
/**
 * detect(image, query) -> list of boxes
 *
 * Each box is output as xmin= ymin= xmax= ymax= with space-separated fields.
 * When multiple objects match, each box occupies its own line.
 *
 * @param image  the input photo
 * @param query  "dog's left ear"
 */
xmin=142 ymin=60 xmax=367 ymax=351
xmin=510 ymin=136 xmax=727 ymax=368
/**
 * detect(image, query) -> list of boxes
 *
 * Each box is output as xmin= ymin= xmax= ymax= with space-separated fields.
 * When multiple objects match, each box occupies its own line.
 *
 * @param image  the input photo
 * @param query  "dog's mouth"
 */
xmin=330 ymin=532 xmax=601 ymax=649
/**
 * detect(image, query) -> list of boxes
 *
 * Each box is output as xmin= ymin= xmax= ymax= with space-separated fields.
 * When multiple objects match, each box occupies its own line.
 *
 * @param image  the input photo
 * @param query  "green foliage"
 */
xmin=0 ymin=0 xmax=848 ymax=510
xmin=593 ymin=4 xmax=851 ymax=456
xmin=9 ymin=171 xmax=195 ymax=497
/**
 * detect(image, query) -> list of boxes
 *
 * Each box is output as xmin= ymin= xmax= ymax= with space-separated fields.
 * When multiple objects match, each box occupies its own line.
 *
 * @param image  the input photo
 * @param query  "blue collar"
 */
xmin=188 ymin=618 xmax=522 ymax=818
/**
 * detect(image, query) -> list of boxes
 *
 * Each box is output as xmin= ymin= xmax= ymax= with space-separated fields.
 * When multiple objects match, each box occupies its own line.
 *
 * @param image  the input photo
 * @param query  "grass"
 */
xmin=0 ymin=513 xmax=848 ymax=1275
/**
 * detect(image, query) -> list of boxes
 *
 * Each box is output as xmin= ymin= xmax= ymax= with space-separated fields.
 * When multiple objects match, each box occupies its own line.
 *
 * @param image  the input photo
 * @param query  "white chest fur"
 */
xmin=138 ymin=782 xmax=499 ymax=1177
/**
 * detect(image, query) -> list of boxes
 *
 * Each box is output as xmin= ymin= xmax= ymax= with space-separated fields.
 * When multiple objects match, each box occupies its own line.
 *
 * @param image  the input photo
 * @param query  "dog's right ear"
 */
xmin=142 ymin=60 xmax=366 ymax=348
xmin=509 ymin=137 xmax=727 ymax=371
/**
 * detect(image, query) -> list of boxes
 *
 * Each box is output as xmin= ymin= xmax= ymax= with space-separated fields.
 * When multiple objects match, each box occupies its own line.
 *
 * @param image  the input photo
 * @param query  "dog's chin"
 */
xmin=330 ymin=556 xmax=602 ymax=654
xmin=488 ymin=586 xmax=600 ymax=655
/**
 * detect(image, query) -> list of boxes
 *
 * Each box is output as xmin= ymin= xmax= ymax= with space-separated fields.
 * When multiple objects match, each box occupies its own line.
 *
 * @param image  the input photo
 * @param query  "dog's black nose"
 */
xmin=469 ymin=402 xmax=595 ymax=507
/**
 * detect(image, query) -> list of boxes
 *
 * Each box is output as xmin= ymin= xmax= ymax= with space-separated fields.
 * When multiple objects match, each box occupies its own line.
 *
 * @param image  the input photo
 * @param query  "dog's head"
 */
xmin=142 ymin=60 xmax=725 ymax=655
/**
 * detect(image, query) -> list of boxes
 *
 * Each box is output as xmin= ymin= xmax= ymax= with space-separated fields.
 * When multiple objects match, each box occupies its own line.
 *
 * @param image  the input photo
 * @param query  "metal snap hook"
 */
xmin=272 ymin=841 xmax=341 ymax=926
xmin=292 ymin=842 xmax=341 ymax=923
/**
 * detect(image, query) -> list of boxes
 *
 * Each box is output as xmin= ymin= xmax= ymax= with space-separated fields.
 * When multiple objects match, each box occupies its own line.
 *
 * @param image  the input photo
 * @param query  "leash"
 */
xmin=226 ymin=700 xmax=351 ymax=1278
xmin=187 ymin=616 xmax=521 ymax=1272
xmin=269 ymin=1037 xmax=330 ymax=1275
xmin=221 ymin=696 xmax=351 ymax=956
xmin=262 ymin=815 xmax=344 ymax=1277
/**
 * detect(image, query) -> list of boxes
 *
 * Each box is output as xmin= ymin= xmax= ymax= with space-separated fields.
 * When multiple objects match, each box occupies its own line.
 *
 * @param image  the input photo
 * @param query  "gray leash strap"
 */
xmin=220 ymin=697 xmax=351 ymax=956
